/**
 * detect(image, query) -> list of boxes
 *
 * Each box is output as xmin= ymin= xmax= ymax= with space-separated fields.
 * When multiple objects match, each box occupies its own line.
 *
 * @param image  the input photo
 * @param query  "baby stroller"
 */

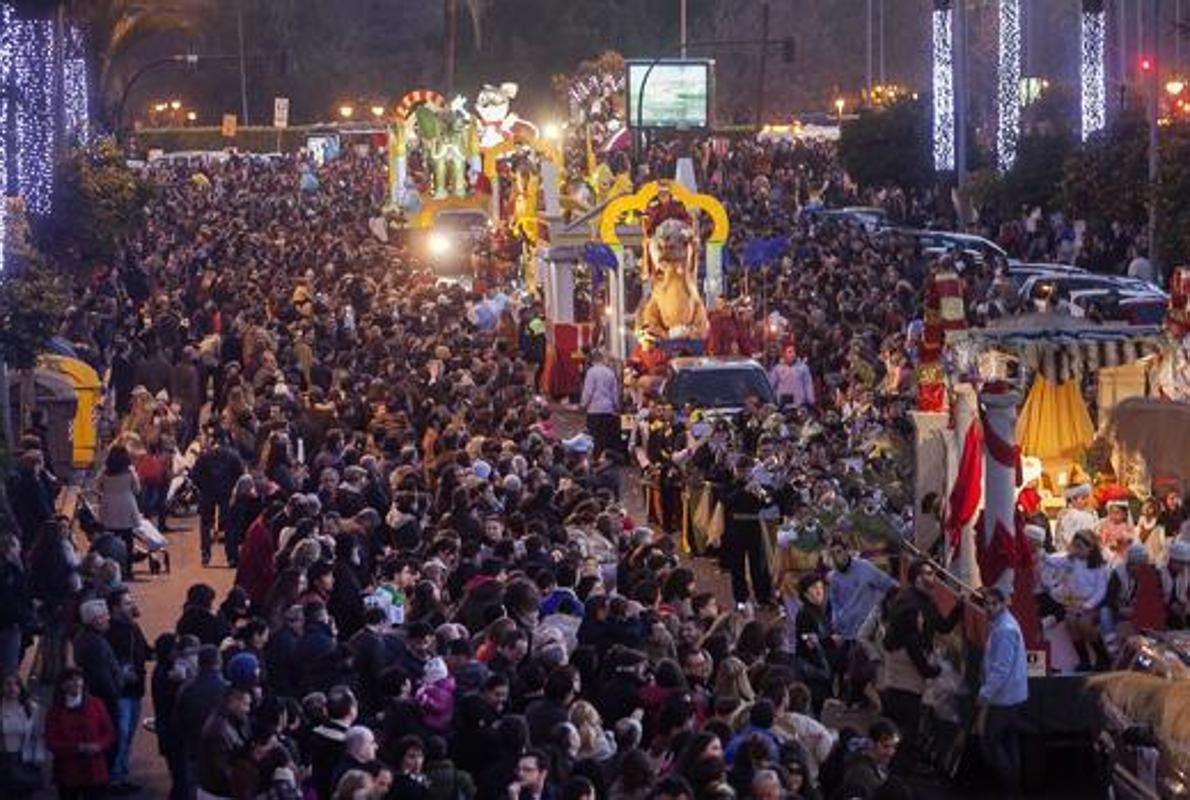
xmin=76 ymin=491 xmax=172 ymax=577
xmin=165 ymin=439 xmax=202 ymax=518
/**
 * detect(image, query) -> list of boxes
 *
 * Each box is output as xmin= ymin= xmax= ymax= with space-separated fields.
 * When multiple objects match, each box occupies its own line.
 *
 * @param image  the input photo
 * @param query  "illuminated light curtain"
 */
xmin=932 ymin=1 xmax=955 ymax=171
xmin=13 ymin=16 xmax=57 ymax=216
xmin=64 ymin=25 xmax=89 ymax=145
xmin=0 ymin=4 xmax=11 ymax=272
xmin=996 ymin=0 xmax=1021 ymax=171
xmin=1080 ymin=2 xmax=1106 ymax=139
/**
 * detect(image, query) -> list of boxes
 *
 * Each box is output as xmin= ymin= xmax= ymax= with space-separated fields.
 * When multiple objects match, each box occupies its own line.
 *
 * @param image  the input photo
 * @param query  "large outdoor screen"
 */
xmin=626 ymin=60 xmax=713 ymax=130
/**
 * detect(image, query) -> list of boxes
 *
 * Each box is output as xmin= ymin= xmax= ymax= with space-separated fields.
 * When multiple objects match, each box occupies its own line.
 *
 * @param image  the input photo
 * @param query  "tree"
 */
xmin=1060 ymin=109 xmax=1149 ymax=233
xmin=1156 ymin=125 xmax=1190 ymax=270
xmin=68 ymin=0 xmax=212 ymax=127
xmin=838 ymin=97 xmax=933 ymax=191
xmin=0 ymin=198 xmax=69 ymax=443
xmin=36 ymin=137 xmax=154 ymax=273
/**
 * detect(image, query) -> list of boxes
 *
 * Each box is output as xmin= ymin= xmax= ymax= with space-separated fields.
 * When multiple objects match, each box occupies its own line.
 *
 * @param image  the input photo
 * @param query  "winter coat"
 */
xmin=0 ymin=560 xmax=32 ymax=630
xmin=176 ymin=606 xmax=231 ymax=647
xmin=234 ymin=514 xmax=277 ymax=607
xmin=192 ymin=445 xmax=246 ymax=502
xmin=417 ymin=675 xmax=457 ymax=733
xmin=45 ymin=695 xmax=115 ymax=788
xmin=73 ymin=628 xmax=123 ymax=715
xmin=98 ymin=470 xmax=141 ymax=531
xmin=7 ymin=466 xmax=54 ymax=544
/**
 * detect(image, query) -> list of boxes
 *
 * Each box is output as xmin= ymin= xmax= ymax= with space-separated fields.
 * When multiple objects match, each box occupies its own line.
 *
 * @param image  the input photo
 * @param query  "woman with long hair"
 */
xmin=261 ymin=568 xmax=305 ymax=632
xmin=1058 ymin=529 xmax=1111 ymax=671
xmin=0 ymin=672 xmax=45 ymax=797
xmin=98 ymin=444 xmax=141 ymax=577
xmin=568 ymin=700 xmax=616 ymax=764
xmin=223 ymin=475 xmax=262 ymax=569
xmin=0 ymin=534 xmax=30 ymax=676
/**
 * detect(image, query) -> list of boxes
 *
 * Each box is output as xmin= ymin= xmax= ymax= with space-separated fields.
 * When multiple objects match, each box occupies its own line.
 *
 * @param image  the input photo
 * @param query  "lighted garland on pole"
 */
xmin=996 ymin=0 xmax=1021 ymax=171
xmin=1080 ymin=0 xmax=1106 ymax=141
xmin=932 ymin=0 xmax=955 ymax=172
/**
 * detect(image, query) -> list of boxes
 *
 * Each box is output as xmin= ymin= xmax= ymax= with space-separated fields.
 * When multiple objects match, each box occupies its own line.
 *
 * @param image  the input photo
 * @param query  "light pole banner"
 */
xmin=274 ymin=97 xmax=290 ymax=129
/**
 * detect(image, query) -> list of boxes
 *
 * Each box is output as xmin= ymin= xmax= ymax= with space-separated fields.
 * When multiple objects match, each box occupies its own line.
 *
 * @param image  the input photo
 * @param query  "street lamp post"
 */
xmin=680 ymin=0 xmax=688 ymax=59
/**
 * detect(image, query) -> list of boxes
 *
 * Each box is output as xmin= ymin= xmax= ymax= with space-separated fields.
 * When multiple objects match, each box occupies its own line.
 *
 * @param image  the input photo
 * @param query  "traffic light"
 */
xmin=781 ymin=38 xmax=796 ymax=64
xmin=1140 ymin=56 xmax=1154 ymax=73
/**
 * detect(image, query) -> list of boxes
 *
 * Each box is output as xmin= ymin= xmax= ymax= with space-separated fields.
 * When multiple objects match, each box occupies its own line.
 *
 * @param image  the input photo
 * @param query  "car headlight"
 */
xmin=428 ymin=232 xmax=452 ymax=257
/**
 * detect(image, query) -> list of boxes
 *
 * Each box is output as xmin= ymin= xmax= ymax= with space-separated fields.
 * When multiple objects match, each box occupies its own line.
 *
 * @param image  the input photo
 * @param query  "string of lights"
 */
xmin=0 ymin=4 xmax=11 ymax=274
xmin=65 ymin=24 xmax=89 ymax=146
xmin=13 ymin=17 xmax=57 ymax=217
xmin=1080 ymin=7 xmax=1106 ymax=140
xmin=996 ymin=0 xmax=1021 ymax=171
xmin=932 ymin=5 xmax=955 ymax=172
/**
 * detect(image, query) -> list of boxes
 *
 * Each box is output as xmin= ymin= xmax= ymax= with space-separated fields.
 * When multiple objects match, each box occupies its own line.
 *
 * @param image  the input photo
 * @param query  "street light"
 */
xmin=186 ymin=111 xmax=197 ymax=122
xmin=542 ymin=122 xmax=563 ymax=141
xmin=1167 ymin=79 xmax=1186 ymax=96
xmin=339 ymin=104 xmax=354 ymax=119
xmin=169 ymin=99 xmax=182 ymax=111
xmin=834 ymin=97 xmax=845 ymax=122
xmin=370 ymin=105 xmax=386 ymax=119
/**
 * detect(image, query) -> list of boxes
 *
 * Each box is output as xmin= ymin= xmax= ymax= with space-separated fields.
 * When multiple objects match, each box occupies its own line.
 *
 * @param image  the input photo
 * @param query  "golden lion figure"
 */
xmin=636 ymin=218 xmax=709 ymax=344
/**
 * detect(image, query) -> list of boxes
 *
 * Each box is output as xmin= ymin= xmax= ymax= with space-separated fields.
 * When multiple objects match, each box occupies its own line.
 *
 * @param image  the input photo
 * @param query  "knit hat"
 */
xmin=227 ymin=652 xmax=260 ymax=687
xmin=79 ymin=599 xmax=108 ymax=627
xmin=1024 ymin=524 xmax=1047 ymax=545
xmin=1126 ymin=543 xmax=1149 ymax=565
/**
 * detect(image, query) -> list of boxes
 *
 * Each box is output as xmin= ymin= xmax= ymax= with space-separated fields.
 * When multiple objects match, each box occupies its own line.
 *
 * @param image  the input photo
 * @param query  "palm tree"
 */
xmin=461 ymin=0 xmax=487 ymax=53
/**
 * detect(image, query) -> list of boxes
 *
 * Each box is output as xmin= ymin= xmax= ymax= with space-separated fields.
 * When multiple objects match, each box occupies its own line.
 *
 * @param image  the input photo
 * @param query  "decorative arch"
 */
xmin=395 ymin=89 xmax=447 ymax=121
xmin=598 ymin=180 xmax=729 ymax=246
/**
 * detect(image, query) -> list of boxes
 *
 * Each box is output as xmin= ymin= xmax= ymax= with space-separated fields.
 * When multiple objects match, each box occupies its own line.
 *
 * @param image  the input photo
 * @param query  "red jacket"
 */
xmin=234 ymin=514 xmax=275 ymax=607
xmin=46 ymin=695 xmax=116 ymax=788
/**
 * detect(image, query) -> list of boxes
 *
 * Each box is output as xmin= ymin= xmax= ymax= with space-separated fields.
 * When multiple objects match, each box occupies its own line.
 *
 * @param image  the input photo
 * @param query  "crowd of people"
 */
xmin=0 ymin=125 xmax=1171 ymax=800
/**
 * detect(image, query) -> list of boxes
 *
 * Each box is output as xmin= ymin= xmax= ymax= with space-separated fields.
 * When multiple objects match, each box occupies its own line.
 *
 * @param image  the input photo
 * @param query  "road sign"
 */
xmin=1026 ymin=649 xmax=1048 ymax=678
xmin=221 ymin=113 xmax=237 ymax=138
xmin=274 ymin=97 xmax=289 ymax=129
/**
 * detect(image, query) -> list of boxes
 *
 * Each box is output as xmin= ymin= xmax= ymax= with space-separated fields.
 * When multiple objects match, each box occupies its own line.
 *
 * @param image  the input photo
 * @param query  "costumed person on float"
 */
xmin=1097 ymin=499 xmax=1136 ymax=561
xmin=1101 ymin=542 xmax=1166 ymax=658
xmin=632 ymin=217 xmax=709 ymax=351
xmin=1055 ymin=465 xmax=1098 ymax=554
xmin=1016 ymin=456 xmax=1046 ymax=524
xmin=474 ymin=83 xmax=539 ymax=149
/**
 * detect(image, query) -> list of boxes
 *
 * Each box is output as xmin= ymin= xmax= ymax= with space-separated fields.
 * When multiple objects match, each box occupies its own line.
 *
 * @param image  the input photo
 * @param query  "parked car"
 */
xmin=1018 ymin=273 xmax=1162 ymax=306
xmin=1067 ymin=289 xmax=1168 ymax=326
xmin=880 ymin=227 xmax=1009 ymax=267
xmin=801 ymin=205 xmax=889 ymax=232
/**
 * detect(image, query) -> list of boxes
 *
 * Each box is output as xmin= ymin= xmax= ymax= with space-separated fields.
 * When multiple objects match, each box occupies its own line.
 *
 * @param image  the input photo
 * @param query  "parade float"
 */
xmin=385 ymin=85 xmax=565 ymax=289
xmin=909 ymin=272 xmax=1184 ymax=673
